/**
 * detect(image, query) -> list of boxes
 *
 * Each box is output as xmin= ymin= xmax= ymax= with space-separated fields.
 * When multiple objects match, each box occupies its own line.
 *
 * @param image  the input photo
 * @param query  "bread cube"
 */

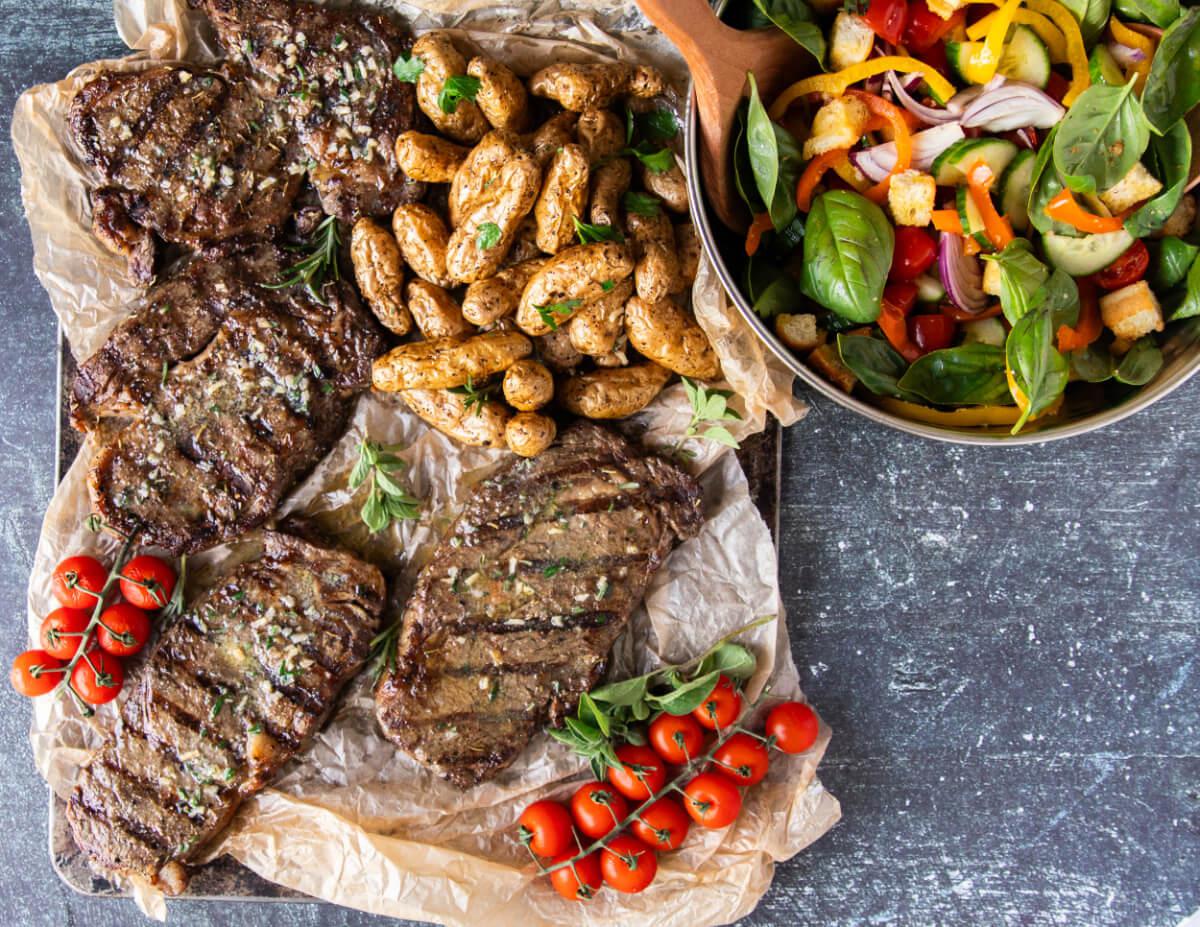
xmin=1099 ymin=281 xmax=1164 ymax=341
xmin=887 ymin=170 xmax=937 ymax=227
xmin=807 ymin=342 xmax=857 ymax=393
xmin=829 ymin=13 xmax=875 ymax=71
xmin=803 ymin=95 xmax=871 ymax=160
xmin=1099 ymin=162 xmax=1163 ymax=215
xmin=982 ymin=257 xmax=1003 ymax=297
xmin=775 ymin=313 xmax=825 ymax=352
xmin=928 ymin=0 xmax=968 ymax=18
xmin=1154 ymin=193 xmax=1196 ymax=239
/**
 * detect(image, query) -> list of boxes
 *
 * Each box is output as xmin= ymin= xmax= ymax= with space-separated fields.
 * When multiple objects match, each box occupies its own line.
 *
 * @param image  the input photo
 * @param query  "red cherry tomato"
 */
xmin=96 ymin=602 xmax=152 ymax=657
xmin=648 ymin=712 xmax=705 ymax=765
xmin=631 ymin=797 xmax=691 ymax=851
xmin=1096 ymin=240 xmax=1150 ymax=291
xmin=39 ymin=607 xmax=91 ymax=661
xmin=70 ymin=651 xmax=125 ymax=705
xmin=903 ymin=1 xmax=963 ymax=53
xmin=682 ymin=771 xmax=743 ymax=829
xmin=890 ymin=227 xmax=938 ymax=281
xmin=119 ymin=555 xmax=177 ymax=610
xmin=600 ymin=834 xmax=658 ymax=894
xmin=607 ymin=744 xmax=668 ymax=801
xmin=766 ymin=701 xmax=820 ymax=754
xmin=713 ymin=732 xmax=771 ymax=786
xmin=570 ymin=782 xmax=629 ymax=840
xmin=518 ymin=800 xmax=576 ymax=858
xmin=885 ymin=281 xmax=919 ymax=315
xmin=11 ymin=649 xmax=66 ymax=697
xmin=1045 ymin=71 xmax=1070 ymax=104
xmin=52 ymin=556 xmax=107 ymax=610
xmin=692 ymin=674 xmax=742 ymax=730
xmin=864 ymin=0 xmax=908 ymax=45
xmin=908 ymin=313 xmax=957 ymax=354
xmin=549 ymin=851 xmax=603 ymax=902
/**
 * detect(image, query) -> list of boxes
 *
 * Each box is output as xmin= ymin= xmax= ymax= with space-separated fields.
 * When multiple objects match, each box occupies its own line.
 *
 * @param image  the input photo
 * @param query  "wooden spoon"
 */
xmin=636 ymin=0 xmax=809 ymax=231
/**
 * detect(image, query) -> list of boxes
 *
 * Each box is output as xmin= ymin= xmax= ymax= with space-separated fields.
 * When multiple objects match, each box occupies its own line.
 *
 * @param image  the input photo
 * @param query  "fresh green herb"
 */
xmin=248 ymin=722 xmax=263 ymax=734
xmin=369 ymin=621 xmax=401 ymax=684
xmin=601 ymin=279 xmax=617 ymax=292
xmin=679 ymin=377 xmax=742 ymax=450
xmin=437 ymin=74 xmax=481 ymax=114
xmin=743 ymin=256 xmax=802 ymax=320
xmin=449 ymin=374 xmax=500 ymax=416
xmin=1053 ymin=78 xmax=1149 ymax=194
xmin=746 ymin=73 xmax=804 ymax=233
xmin=210 ymin=693 xmax=226 ymax=719
xmin=638 ymin=107 xmax=679 ymax=143
xmin=1115 ymin=0 xmax=1181 ymax=31
xmin=1028 ymin=126 xmax=1080 ymax=236
xmin=1124 ymin=121 xmax=1191 ymax=238
xmin=1148 ymin=236 xmax=1199 ymax=290
xmin=263 ymin=215 xmax=341 ymax=304
xmin=623 ymin=191 xmax=662 ymax=217
xmin=1006 ymin=308 xmax=1069 ymax=434
xmin=85 ymin=514 xmax=103 ymax=533
xmin=476 ymin=221 xmax=502 ymax=250
xmin=751 ymin=0 xmax=828 ymax=68
xmin=837 ymin=334 xmax=914 ymax=400
xmin=1114 ymin=336 xmax=1165 ymax=385
xmin=393 ymin=53 xmax=425 ymax=82
xmin=573 ymin=216 xmax=624 ymax=244
xmin=542 ymin=559 xmax=568 ymax=578
xmin=984 ymin=240 xmax=1050 ymax=325
xmin=626 ymin=144 xmax=675 ymax=173
xmin=1057 ymin=0 xmax=1113 ymax=45
xmin=1142 ymin=7 xmax=1200 ymax=132
xmin=897 ymin=344 xmax=1013 ymax=407
xmin=535 ymin=298 xmax=582 ymax=331
xmin=800 ymin=190 xmax=894 ymax=323
xmin=1069 ymin=342 xmax=1118 ymax=382
xmin=1167 ymin=246 xmax=1200 ymax=320
xmin=349 ymin=439 xmax=421 ymax=534
xmin=278 ymin=661 xmax=298 ymax=685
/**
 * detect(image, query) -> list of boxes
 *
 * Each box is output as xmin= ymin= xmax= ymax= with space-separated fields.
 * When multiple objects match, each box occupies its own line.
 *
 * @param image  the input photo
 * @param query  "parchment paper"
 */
xmin=13 ymin=1 xmax=839 ymax=922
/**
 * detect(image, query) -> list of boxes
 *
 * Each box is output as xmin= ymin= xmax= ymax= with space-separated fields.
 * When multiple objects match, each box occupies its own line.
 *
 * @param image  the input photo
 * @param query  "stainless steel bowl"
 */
xmin=682 ymin=88 xmax=1200 ymax=445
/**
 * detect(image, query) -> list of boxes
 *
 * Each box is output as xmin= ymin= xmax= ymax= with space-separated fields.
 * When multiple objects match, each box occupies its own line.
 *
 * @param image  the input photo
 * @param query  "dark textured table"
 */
xmin=1 ymin=2 xmax=1197 ymax=925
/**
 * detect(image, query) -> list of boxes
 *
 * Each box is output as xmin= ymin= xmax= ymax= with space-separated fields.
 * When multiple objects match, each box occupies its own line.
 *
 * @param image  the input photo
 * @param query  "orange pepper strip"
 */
xmin=966 ymin=162 xmax=1014 ymax=249
xmin=847 ymin=91 xmax=912 ymax=204
xmin=932 ymin=209 xmax=964 ymax=234
xmin=1057 ymin=278 xmax=1101 ymax=352
xmin=744 ymin=213 xmax=774 ymax=257
xmin=1044 ymin=188 xmax=1126 ymax=234
xmin=796 ymin=148 xmax=851 ymax=213
xmin=963 ymin=236 xmax=984 ymax=256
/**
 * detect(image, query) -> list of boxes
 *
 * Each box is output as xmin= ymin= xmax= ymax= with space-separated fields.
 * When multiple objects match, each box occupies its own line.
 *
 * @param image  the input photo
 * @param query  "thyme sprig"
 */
xmin=264 ymin=215 xmax=341 ymax=304
xmin=349 ymin=440 xmax=421 ymax=534
xmin=449 ymin=375 xmax=500 ymax=417
xmin=368 ymin=620 xmax=402 ymax=685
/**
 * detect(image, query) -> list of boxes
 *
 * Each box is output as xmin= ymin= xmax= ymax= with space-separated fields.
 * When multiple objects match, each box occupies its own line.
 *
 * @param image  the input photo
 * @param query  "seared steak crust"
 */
xmin=376 ymin=423 xmax=703 ymax=787
xmin=66 ymin=532 xmax=385 ymax=895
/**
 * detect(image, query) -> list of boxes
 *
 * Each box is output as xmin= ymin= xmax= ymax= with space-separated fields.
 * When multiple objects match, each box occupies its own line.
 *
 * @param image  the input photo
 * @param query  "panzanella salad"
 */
xmin=732 ymin=0 xmax=1200 ymax=433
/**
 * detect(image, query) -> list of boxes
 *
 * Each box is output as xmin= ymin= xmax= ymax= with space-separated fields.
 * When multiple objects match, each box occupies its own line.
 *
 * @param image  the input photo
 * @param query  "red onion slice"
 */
xmin=886 ymin=71 xmax=959 ymax=125
xmin=939 ymin=232 xmax=989 ymax=314
xmin=1109 ymin=41 xmax=1147 ymax=66
xmin=849 ymin=123 xmax=966 ymax=182
xmin=960 ymin=82 xmax=1065 ymax=131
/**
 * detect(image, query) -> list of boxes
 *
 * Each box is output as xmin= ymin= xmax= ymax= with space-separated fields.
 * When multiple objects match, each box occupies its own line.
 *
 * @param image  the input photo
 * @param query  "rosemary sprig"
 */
xmin=349 ymin=440 xmax=421 ymax=534
xmin=368 ymin=620 xmax=402 ymax=684
xmin=448 ymin=375 xmax=499 ymax=417
xmin=263 ymin=215 xmax=341 ymax=304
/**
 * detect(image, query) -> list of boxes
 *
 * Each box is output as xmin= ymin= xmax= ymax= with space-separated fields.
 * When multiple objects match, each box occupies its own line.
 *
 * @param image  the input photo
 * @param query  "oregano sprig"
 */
xmin=349 ymin=440 xmax=421 ymax=534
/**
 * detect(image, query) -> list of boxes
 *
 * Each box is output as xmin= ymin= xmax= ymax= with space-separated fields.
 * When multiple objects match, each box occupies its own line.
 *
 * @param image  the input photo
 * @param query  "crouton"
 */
xmin=887 ymin=170 xmax=937 ymax=227
xmin=928 ymin=0 xmax=968 ymax=19
xmin=775 ymin=313 xmax=825 ymax=352
xmin=1099 ymin=162 xmax=1164 ymax=215
xmin=982 ymin=258 xmax=1003 ymax=297
xmin=803 ymin=95 xmax=871 ymax=160
xmin=829 ymin=13 xmax=875 ymax=71
xmin=1154 ymin=193 xmax=1196 ymax=239
xmin=1099 ymin=281 xmax=1164 ymax=341
xmin=807 ymin=343 xmax=857 ymax=393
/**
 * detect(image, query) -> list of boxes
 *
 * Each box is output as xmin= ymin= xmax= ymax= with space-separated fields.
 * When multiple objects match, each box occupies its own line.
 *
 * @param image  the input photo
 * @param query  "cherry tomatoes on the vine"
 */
xmin=518 ymin=800 xmax=575 ymax=859
xmin=71 ymin=650 xmax=124 ymax=705
xmin=766 ymin=701 xmax=820 ymax=754
xmin=692 ymin=675 xmax=742 ymax=730
xmin=39 ymin=607 xmax=90 ymax=661
xmin=682 ymin=771 xmax=743 ymax=829
xmin=96 ymin=602 xmax=152 ymax=657
xmin=606 ymin=744 xmax=667 ymax=801
xmin=600 ymin=834 xmax=658 ymax=894
xmin=713 ymin=732 xmax=771 ymax=786
xmin=570 ymin=782 xmax=628 ymax=840
xmin=631 ymin=797 xmax=691 ymax=852
xmin=549 ymin=851 xmax=602 ymax=902
xmin=648 ymin=712 xmax=705 ymax=765
xmin=11 ymin=649 xmax=66 ymax=697
xmin=52 ymin=556 xmax=107 ymax=610
xmin=119 ymin=555 xmax=176 ymax=610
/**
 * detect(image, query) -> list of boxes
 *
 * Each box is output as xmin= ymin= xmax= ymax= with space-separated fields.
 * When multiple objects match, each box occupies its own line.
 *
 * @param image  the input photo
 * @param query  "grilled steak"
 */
xmin=375 ymin=423 xmax=703 ymax=787
xmin=70 ymin=65 xmax=302 ymax=283
xmin=76 ymin=246 xmax=382 ymax=554
xmin=197 ymin=0 xmax=423 ymax=221
xmin=66 ymin=531 xmax=385 ymax=895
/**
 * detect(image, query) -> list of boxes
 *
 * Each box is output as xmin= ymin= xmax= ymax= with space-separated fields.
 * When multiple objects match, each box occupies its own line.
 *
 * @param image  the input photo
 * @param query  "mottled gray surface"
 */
xmin=0 ymin=2 xmax=1198 ymax=925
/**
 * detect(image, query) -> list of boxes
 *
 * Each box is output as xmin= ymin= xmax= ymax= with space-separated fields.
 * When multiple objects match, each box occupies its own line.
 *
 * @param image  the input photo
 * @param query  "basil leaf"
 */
xmin=754 ymin=273 xmax=802 ymax=319
xmin=1028 ymin=126 xmax=1084 ymax=237
xmin=648 ymin=670 xmax=721 ymax=716
xmin=1114 ymin=0 xmax=1180 ymax=29
xmin=837 ymin=334 xmax=915 ymax=400
xmin=476 ymin=222 xmax=502 ymax=250
xmin=1143 ymin=7 xmax=1200 ymax=133
xmin=800 ymin=190 xmax=894 ymax=323
xmin=623 ymin=191 xmax=662 ymax=217
xmin=1041 ymin=270 xmax=1082 ymax=332
xmin=1124 ymin=121 xmax=1191 ymax=238
xmin=630 ymin=144 xmax=676 ymax=173
xmin=1058 ymin=0 xmax=1112 ymax=45
xmin=731 ymin=104 xmax=764 ymax=214
xmin=637 ymin=107 xmax=678 ymax=143
xmin=984 ymin=240 xmax=1049 ymax=325
xmin=751 ymin=0 xmax=827 ymax=68
xmin=746 ymin=73 xmax=802 ymax=232
xmin=1114 ymin=336 xmax=1164 ymax=385
xmin=437 ymin=74 xmax=481 ymax=114
xmin=898 ymin=344 xmax=1011 ymax=406
xmin=696 ymin=643 xmax=757 ymax=681
xmin=1167 ymin=249 xmax=1200 ymax=320
xmin=1053 ymin=79 xmax=1149 ymax=194
xmin=590 ymin=676 xmax=649 ymax=707
xmin=573 ymin=216 xmax=624 ymax=244
xmin=1007 ymin=308 xmax=1069 ymax=433
xmin=1070 ymin=343 xmax=1117 ymax=382
xmin=1149 ymin=236 xmax=1200 ymax=290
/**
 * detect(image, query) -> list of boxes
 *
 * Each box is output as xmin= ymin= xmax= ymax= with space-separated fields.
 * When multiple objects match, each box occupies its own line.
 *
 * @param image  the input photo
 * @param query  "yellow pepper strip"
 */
xmin=831 ymin=157 xmax=872 ymax=193
xmin=1109 ymin=18 xmax=1155 ymax=93
xmin=878 ymin=397 xmax=1024 ymax=427
xmin=960 ymin=0 xmax=1025 ymax=85
xmin=767 ymin=57 xmax=957 ymax=119
xmin=1022 ymin=0 xmax=1091 ymax=104
xmin=968 ymin=8 xmax=1068 ymax=62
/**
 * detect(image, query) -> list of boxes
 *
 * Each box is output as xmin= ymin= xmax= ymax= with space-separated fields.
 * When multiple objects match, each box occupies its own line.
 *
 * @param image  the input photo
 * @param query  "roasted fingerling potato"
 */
xmin=560 ymin=362 xmax=672 ymax=419
xmin=394 ymin=131 xmax=470 ymax=183
xmin=673 ymin=222 xmax=700 ymax=293
xmin=627 ymin=211 xmax=680 ymax=304
xmin=568 ymin=278 xmax=634 ymax=356
xmin=527 ymin=111 xmax=578 ymax=166
xmin=577 ymin=109 xmax=626 ymax=163
xmin=529 ymin=62 xmax=666 ymax=111
xmin=536 ymin=328 xmax=585 ymax=372
xmin=462 ymin=257 xmax=547 ymax=326
xmin=502 ymin=358 xmax=555 ymax=410
xmin=448 ymin=130 xmax=525 ymax=227
xmin=640 ymin=161 xmax=689 ymax=213
xmin=412 ymin=32 xmax=490 ymax=144
xmin=406 ymin=279 xmax=473 ymax=339
xmin=535 ymin=143 xmax=590 ymax=255
xmin=517 ymin=241 xmax=635 ymax=335
xmin=399 ymin=387 xmax=510 ymax=448
xmin=392 ymin=203 xmax=454 ymax=288
xmin=372 ymin=330 xmax=533 ymax=391
xmin=593 ymin=336 xmax=630 ymax=367
xmin=624 ymin=296 xmax=720 ymax=380
xmin=589 ymin=158 xmax=632 ymax=227
xmin=350 ymin=218 xmax=412 ymax=336
xmin=467 ymin=56 xmax=529 ymax=131
xmin=505 ymin=412 xmax=557 ymax=457
xmin=445 ymin=149 xmax=542 ymax=283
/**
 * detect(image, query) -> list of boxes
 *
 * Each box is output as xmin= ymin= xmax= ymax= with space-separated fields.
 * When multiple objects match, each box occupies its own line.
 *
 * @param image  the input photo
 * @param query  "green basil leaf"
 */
xmin=984 ymin=240 xmax=1049 ymax=325
xmin=1058 ymin=0 xmax=1112 ymax=45
xmin=1053 ymin=79 xmax=1149 ymax=194
xmin=637 ymin=107 xmax=679 ymax=143
xmin=751 ymin=0 xmax=827 ymax=68
xmin=1006 ymin=308 xmax=1069 ymax=434
xmin=746 ymin=73 xmax=802 ymax=232
xmin=437 ymin=74 xmax=481 ymax=114
xmin=1114 ymin=336 xmax=1164 ymax=385
xmin=476 ymin=221 xmax=502 ymax=250
xmin=1149 ymin=236 xmax=1200 ymax=290
xmin=630 ymin=144 xmax=676 ymax=173
xmin=590 ymin=676 xmax=650 ymax=708
xmin=732 ymin=103 xmax=765 ymax=214
xmin=1029 ymin=125 xmax=1086 ymax=237
xmin=752 ymin=272 xmax=802 ymax=319
xmin=573 ymin=216 xmax=624 ymax=244
xmin=1124 ymin=121 xmax=1191 ymax=238
xmin=897 ymin=344 xmax=1011 ymax=406
xmin=697 ymin=643 xmax=757 ymax=681
xmin=1041 ymin=269 xmax=1082 ymax=331
xmin=800 ymin=190 xmax=893 ymax=323
xmin=648 ymin=669 xmax=721 ymax=716
xmin=836 ymin=334 xmax=915 ymax=400
xmin=1167 ymin=249 xmax=1200 ymax=320
xmin=1114 ymin=0 xmax=1180 ymax=29
xmin=623 ymin=191 xmax=662 ymax=217
xmin=1142 ymin=7 xmax=1200 ymax=133
xmin=1070 ymin=343 xmax=1117 ymax=382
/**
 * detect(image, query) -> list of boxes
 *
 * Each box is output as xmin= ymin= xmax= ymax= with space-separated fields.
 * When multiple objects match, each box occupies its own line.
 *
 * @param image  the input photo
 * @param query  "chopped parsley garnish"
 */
xmin=476 ymin=221 xmax=502 ymax=250
xmin=535 ymin=298 xmax=582 ymax=331
xmin=437 ymin=74 xmax=481 ymax=114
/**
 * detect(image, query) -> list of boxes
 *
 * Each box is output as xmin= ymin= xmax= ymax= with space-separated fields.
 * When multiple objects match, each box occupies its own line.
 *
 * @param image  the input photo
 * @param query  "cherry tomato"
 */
xmin=1096 ymin=240 xmax=1150 ymax=291
xmin=631 ymin=797 xmax=691 ymax=852
xmin=71 ymin=650 xmax=124 ymax=705
xmin=890 ymin=227 xmax=938 ymax=281
xmin=864 ymin=0 xmax=907 ymax=45
xmin=713 ymin=733 xmax=771 ymax=787
xmin=52 ymin=555 xmax=107 ymax=610
xmin=648 ymin=712 xmax=705 ymax=765
xmin=119 ymin=555 xmax=177 ymax=610
xmin=1005 ymin=127 xmax=1039 ymax=151
xmin=600 ymin=834 xmax=658 ymax=893
xmin=908 ymin=313 xmax=957 ymax=354
xmin=96 ymin=602 xmax=152 ymax=657
xmin=570 ymin=782 xmax=628 ymax=840
xmin=11 ymin=649 xmax=66 ymax=697
xmin=692 ymin=674 xmax=742 ymax=730
xmin=766 ymin=701 xmax=820 ymax=754
xmin=1045 ymin=71 xmax=1070 ymax=104
xmin=39 ymin=607 xmax=91 ymax=661
xmin=518 ymin=800 xmax=575 ymax=858
xmin=885 ymin=281 xmax=919 ymax=315
xmin=903 ymin=1 xmax=963 ymax=53
xmin=607 ymin=744 xmax=667 ymax=801
xmin=682 ymin=771 xmax=743 ymax=829
xmin=549 ymin=851 xmax=603 ymax=902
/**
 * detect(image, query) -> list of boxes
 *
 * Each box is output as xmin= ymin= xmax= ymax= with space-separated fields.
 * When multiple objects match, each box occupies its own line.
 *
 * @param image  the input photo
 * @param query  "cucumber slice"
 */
xmin=945 ymin=41 xmax=984 ymax=84
xmin=915 ymin=272 xmax=947 ymax=303
xmin=998 ymin=26 xmax=1050 ymax=88
xmin=1089 ymin=45 xmax=1125 ymax=87
xmin=933 ymin=138 xmax=1020 ymax=185
xmin=956 ymin=187 xmax=994 ymax=250
xmin=999 ymin=150 xmax=1036 ymax=234
xmin=1042 ymin=229 xmax=1135 ymax=277
xmin=963 ymin=316 xmax=1007 ymax=347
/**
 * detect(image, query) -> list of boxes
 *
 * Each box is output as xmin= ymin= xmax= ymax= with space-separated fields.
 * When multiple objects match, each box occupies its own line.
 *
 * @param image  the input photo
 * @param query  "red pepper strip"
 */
xmin=1044 ymin=189 xmax=1126 ymax=234
xmin=941 ymin=302 xmax=1004 ymax=321
xmin=1057 ymin=278 xmax=1101 ymax=352
xmin=847 ymin=91 xmax=912 ymax=204
xmin=932 ymin=209 xmax=964 ymax=234
xmin=745 ymin=213 xmax=774 ymax=257
xmin=879 ymin=283 xmax=922 ymax=363
xmin=966 ymin=162 xmax=1014 ymax=250
xmin=796 ymin=148 xmax=851 ymax=213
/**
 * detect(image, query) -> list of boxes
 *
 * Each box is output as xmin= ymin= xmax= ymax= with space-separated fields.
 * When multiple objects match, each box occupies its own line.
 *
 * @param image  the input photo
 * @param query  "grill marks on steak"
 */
xmin=76 ymin=246 xmax=381 ymax=554
xmin=375 ymin=423 xmax=703 ymax=787
xmin=66 ymin=532 xmax=385 ymax=895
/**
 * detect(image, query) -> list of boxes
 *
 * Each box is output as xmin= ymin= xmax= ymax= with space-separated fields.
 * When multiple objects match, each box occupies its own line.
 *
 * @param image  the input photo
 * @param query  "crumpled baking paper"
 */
xmin=13 ymin=0 xmax=838 ymax=922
